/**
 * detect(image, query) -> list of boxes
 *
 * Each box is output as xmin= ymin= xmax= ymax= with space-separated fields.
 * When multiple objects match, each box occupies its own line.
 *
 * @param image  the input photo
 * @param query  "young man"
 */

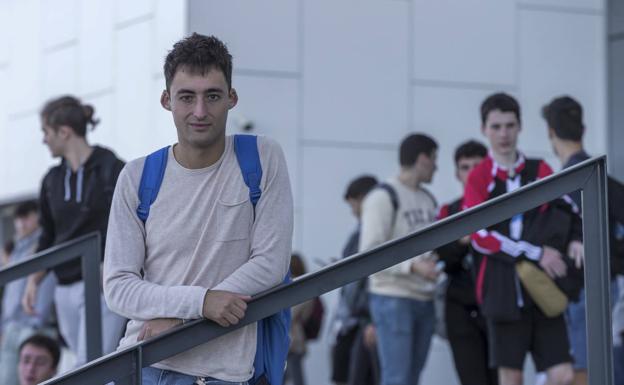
xmin=23 ymin=95 xmax=127 ymax=367
xmin=0 ymin=201 xmax=56 ymax=385
xmin=436 ymin=140 xmax=497 ymax=385
xmin=465 ymin=93 xmax=580 ymax=385
xmin=17 ymin=334 xmax=60 ymax=385
xmin=103 ymin=34 xmax=293 ymax=385
xmin=360 ymin=133 xmax=439 ymax=385
xmin=332 ymin=175 xmax=379 ymax=385
xmin=542 ymin=95 xmax=624 ymax=385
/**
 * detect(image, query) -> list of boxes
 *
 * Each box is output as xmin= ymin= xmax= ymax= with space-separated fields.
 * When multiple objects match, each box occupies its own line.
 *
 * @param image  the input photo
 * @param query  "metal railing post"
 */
xmin=81 ymin=233 xmax=103 ymax=362
xmin=582 ymin=158 xmax=614 ymax=385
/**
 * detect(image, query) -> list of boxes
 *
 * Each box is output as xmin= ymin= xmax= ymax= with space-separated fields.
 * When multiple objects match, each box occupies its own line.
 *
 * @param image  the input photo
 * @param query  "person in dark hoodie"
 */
xmin=21 ymin=95 xmax=126 ymax=366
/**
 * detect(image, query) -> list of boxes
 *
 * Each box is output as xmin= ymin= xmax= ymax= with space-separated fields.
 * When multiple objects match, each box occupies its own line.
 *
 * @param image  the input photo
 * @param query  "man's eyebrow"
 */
xmin=175 ymin=89 xmax=196 ymax=96
xmin=175 ymin=88 xmax=225 ymax=96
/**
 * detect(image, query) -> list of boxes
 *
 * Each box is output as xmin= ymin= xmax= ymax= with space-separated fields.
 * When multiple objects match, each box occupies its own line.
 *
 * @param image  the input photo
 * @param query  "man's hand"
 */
xmin=411 ymin=259 xmax=439 ymax=282
xmin=363 ymin=324 xmax=376 ymax=349
xmin=22 ymin=271 xmax=46 ymax=315
xmin=459 ymin=235 xmax=471 ymax=246
xmin=137 ymin=318 xmax=182 ymax=341
xmin=539 ymin=246 xmax=567 ymax=279
xmin=202 ymin=290 xmax=251 ymax=327
xmin=567 ymin=240 xmax=584 ymax=269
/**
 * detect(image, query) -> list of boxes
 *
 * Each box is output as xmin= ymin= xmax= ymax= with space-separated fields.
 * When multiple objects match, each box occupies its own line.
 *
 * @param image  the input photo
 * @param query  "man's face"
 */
xmin=481 ymin=109 xmax=521 ymax=158
xmin=416 ymin=149 xmax=438 ymax=184
xmin=41 ymin=124 xmax=65 ymax=158
xmin=456 ymin=156 xmax=484 ymax=186
xmin=14 ymin=212 xmax=39 ymax=239
xmin=18 ymin=344 xmax=56 ymax=385
xmin=161 ymin=66 xmax=238 ymax=150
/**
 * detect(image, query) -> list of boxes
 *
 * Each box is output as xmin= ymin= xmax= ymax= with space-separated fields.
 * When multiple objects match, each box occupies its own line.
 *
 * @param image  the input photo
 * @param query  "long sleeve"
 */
xmin=36 ymin=177 xmax=55 ymax=253
xmin=211 ymin=141 xmax=293 ymax=294
xmin=463 ymin=162 xmax=556 ymax=262
xmin=103 ymin=167 xmax=208 ymax=321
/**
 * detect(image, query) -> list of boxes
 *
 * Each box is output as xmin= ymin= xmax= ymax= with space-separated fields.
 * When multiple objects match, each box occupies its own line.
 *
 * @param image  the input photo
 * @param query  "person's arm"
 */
xmin=464 ymin=165 xmax=542 ymax=263
xmin=358 ymin=188 xmax=417 ymax=275
xmin=36 ymin=176 xmax=55 ymax=253
xmin=210 ymin=138 xmax=293 ymax=294
xmin=23 ymin=177 xmax=55 ymax=314
xmin=103 ymin=165 xmax=208 ymax=321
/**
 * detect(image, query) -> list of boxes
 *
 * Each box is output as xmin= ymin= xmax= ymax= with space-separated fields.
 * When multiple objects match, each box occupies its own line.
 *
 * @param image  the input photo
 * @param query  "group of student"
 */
xmin=0 ymin=31 xmax=622 ymax=385
xmin=330 ymin=93 xmax=624 ymax=385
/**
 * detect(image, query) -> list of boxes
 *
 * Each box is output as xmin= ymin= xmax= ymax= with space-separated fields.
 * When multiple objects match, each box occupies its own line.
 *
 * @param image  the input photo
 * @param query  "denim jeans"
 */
xmin=370 ymin=293 xmax=435 ymax=385
xmin=565 ymin=281 xmax=619 ymax=370
xmin=142 ymin=367 xmax=249 ymax=385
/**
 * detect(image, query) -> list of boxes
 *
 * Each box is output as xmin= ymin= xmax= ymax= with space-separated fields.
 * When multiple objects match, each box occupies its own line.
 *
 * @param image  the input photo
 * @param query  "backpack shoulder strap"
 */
xmin=377 ymin=183 xmax=399 ymax=212
xmin=137 ymin=146 xmax=170 ymax=223
xmin=234 ymin=135 xmax=263 ymax=210
xmin=522 ymin=158 xmax=541 ymax=183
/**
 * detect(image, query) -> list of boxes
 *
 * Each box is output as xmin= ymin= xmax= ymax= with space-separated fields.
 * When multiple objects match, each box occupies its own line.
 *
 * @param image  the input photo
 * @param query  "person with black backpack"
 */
xmin=542 ymin=95 xmax=624 ymax=385
xmin=359 ymin=134 xmax=440 ymax=385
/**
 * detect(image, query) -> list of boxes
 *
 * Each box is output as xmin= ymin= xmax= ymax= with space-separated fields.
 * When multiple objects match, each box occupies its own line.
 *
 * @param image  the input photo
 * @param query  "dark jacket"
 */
xmin=436 ymin=198 xmax=478 ymax=306
xmin=37 ymin=146 xmax=124 ymax=285
xmin=564 ymin=151 xmax=624 ymax=276
xmin=465 ymin=156 xmax=583 ymax=321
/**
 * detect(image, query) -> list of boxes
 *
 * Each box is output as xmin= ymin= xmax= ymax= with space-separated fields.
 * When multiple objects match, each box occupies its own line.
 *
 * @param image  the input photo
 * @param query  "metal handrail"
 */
xmin=0 ymin=232 xmax=103 ymax=361
xmin=44 ymin=156 xmax=614 ymax=385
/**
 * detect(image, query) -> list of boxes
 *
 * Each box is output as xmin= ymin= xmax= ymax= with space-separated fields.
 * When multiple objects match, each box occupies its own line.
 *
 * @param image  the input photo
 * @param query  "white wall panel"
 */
xmin=84 ymin=92 xmax=117 ymax=152
xmin=42 ymin=0 xmax=78 ymax=49
xmin=413 ymin=0 xmax=516 ymax=86
xmin=43 ymin=47 xmax=78 ymax=100
xmin=115 ymin=0 xmax=154 ymax=24
xmin=152 ymin=0 xmax=188 ymax=76
xmin=114 ymin=21 xmax=153 ymax=160
xmin=0 ymin=1 xmax=11 ymax=64
xmin=519 ymin=11 xmax=606 ymax=156
xmin=79 ymin=0 xmax=115 ymax=95
xmin=303 ymin=0 xmax=409 ymax=144
xmin=7 ymin=0 xmax=42 ymax=115
xmin=412 ymin=86 xmax=495 ymax=204
xmin=4 ymin=115 xmax=53 ymax=197
xmin=230 ymin=75 xmax=300 ymax=205
xmin=188 ymin=0 xmax=299 ymax=73
xmin=519 ymin=0 xmax=604 ymax=11
xmin=302 ymin=146 xmax=396 ymax=268
xmin=149 ymin=76 xmax=179 ymax=151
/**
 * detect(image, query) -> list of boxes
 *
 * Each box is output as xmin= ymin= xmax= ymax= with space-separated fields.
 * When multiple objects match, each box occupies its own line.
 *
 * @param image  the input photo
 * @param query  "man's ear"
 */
xmin=58 ymin=125 xmax=73 ymax=139
xmin=228 ymin=88 xmax=238 ymax=109
xmin=161 ymin=90 xmax=172 ymax=111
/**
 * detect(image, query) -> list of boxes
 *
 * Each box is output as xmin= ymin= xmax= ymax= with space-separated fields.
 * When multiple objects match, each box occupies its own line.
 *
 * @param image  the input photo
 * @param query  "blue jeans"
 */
xmin=370 ymin=294 xmax=435 ymax=385
xmin=142 ymin=367 xmax=248 ymax=385
xmin=566 ymin=281 xmax=619 ymax=370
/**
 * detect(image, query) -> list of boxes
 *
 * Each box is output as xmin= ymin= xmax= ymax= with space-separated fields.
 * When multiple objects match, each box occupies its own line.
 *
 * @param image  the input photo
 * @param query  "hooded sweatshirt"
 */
xmin=37 ymin=146 xmax=124 ymax=285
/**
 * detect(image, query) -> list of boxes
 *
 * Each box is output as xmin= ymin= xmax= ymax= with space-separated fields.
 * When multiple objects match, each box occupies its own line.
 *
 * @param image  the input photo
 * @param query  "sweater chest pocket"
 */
xmin=215 ymin=199 xmax=252 ymax=242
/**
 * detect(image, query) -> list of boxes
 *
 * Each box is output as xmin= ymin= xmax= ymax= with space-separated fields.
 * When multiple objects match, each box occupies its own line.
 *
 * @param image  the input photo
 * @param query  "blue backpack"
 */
xmin=137 ymin=134 xmax=291 ymax=385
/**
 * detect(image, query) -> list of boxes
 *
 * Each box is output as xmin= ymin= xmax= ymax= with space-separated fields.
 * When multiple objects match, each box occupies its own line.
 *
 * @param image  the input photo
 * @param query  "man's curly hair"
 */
xmin=164 ymin=33 xmax=233 ymax=91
